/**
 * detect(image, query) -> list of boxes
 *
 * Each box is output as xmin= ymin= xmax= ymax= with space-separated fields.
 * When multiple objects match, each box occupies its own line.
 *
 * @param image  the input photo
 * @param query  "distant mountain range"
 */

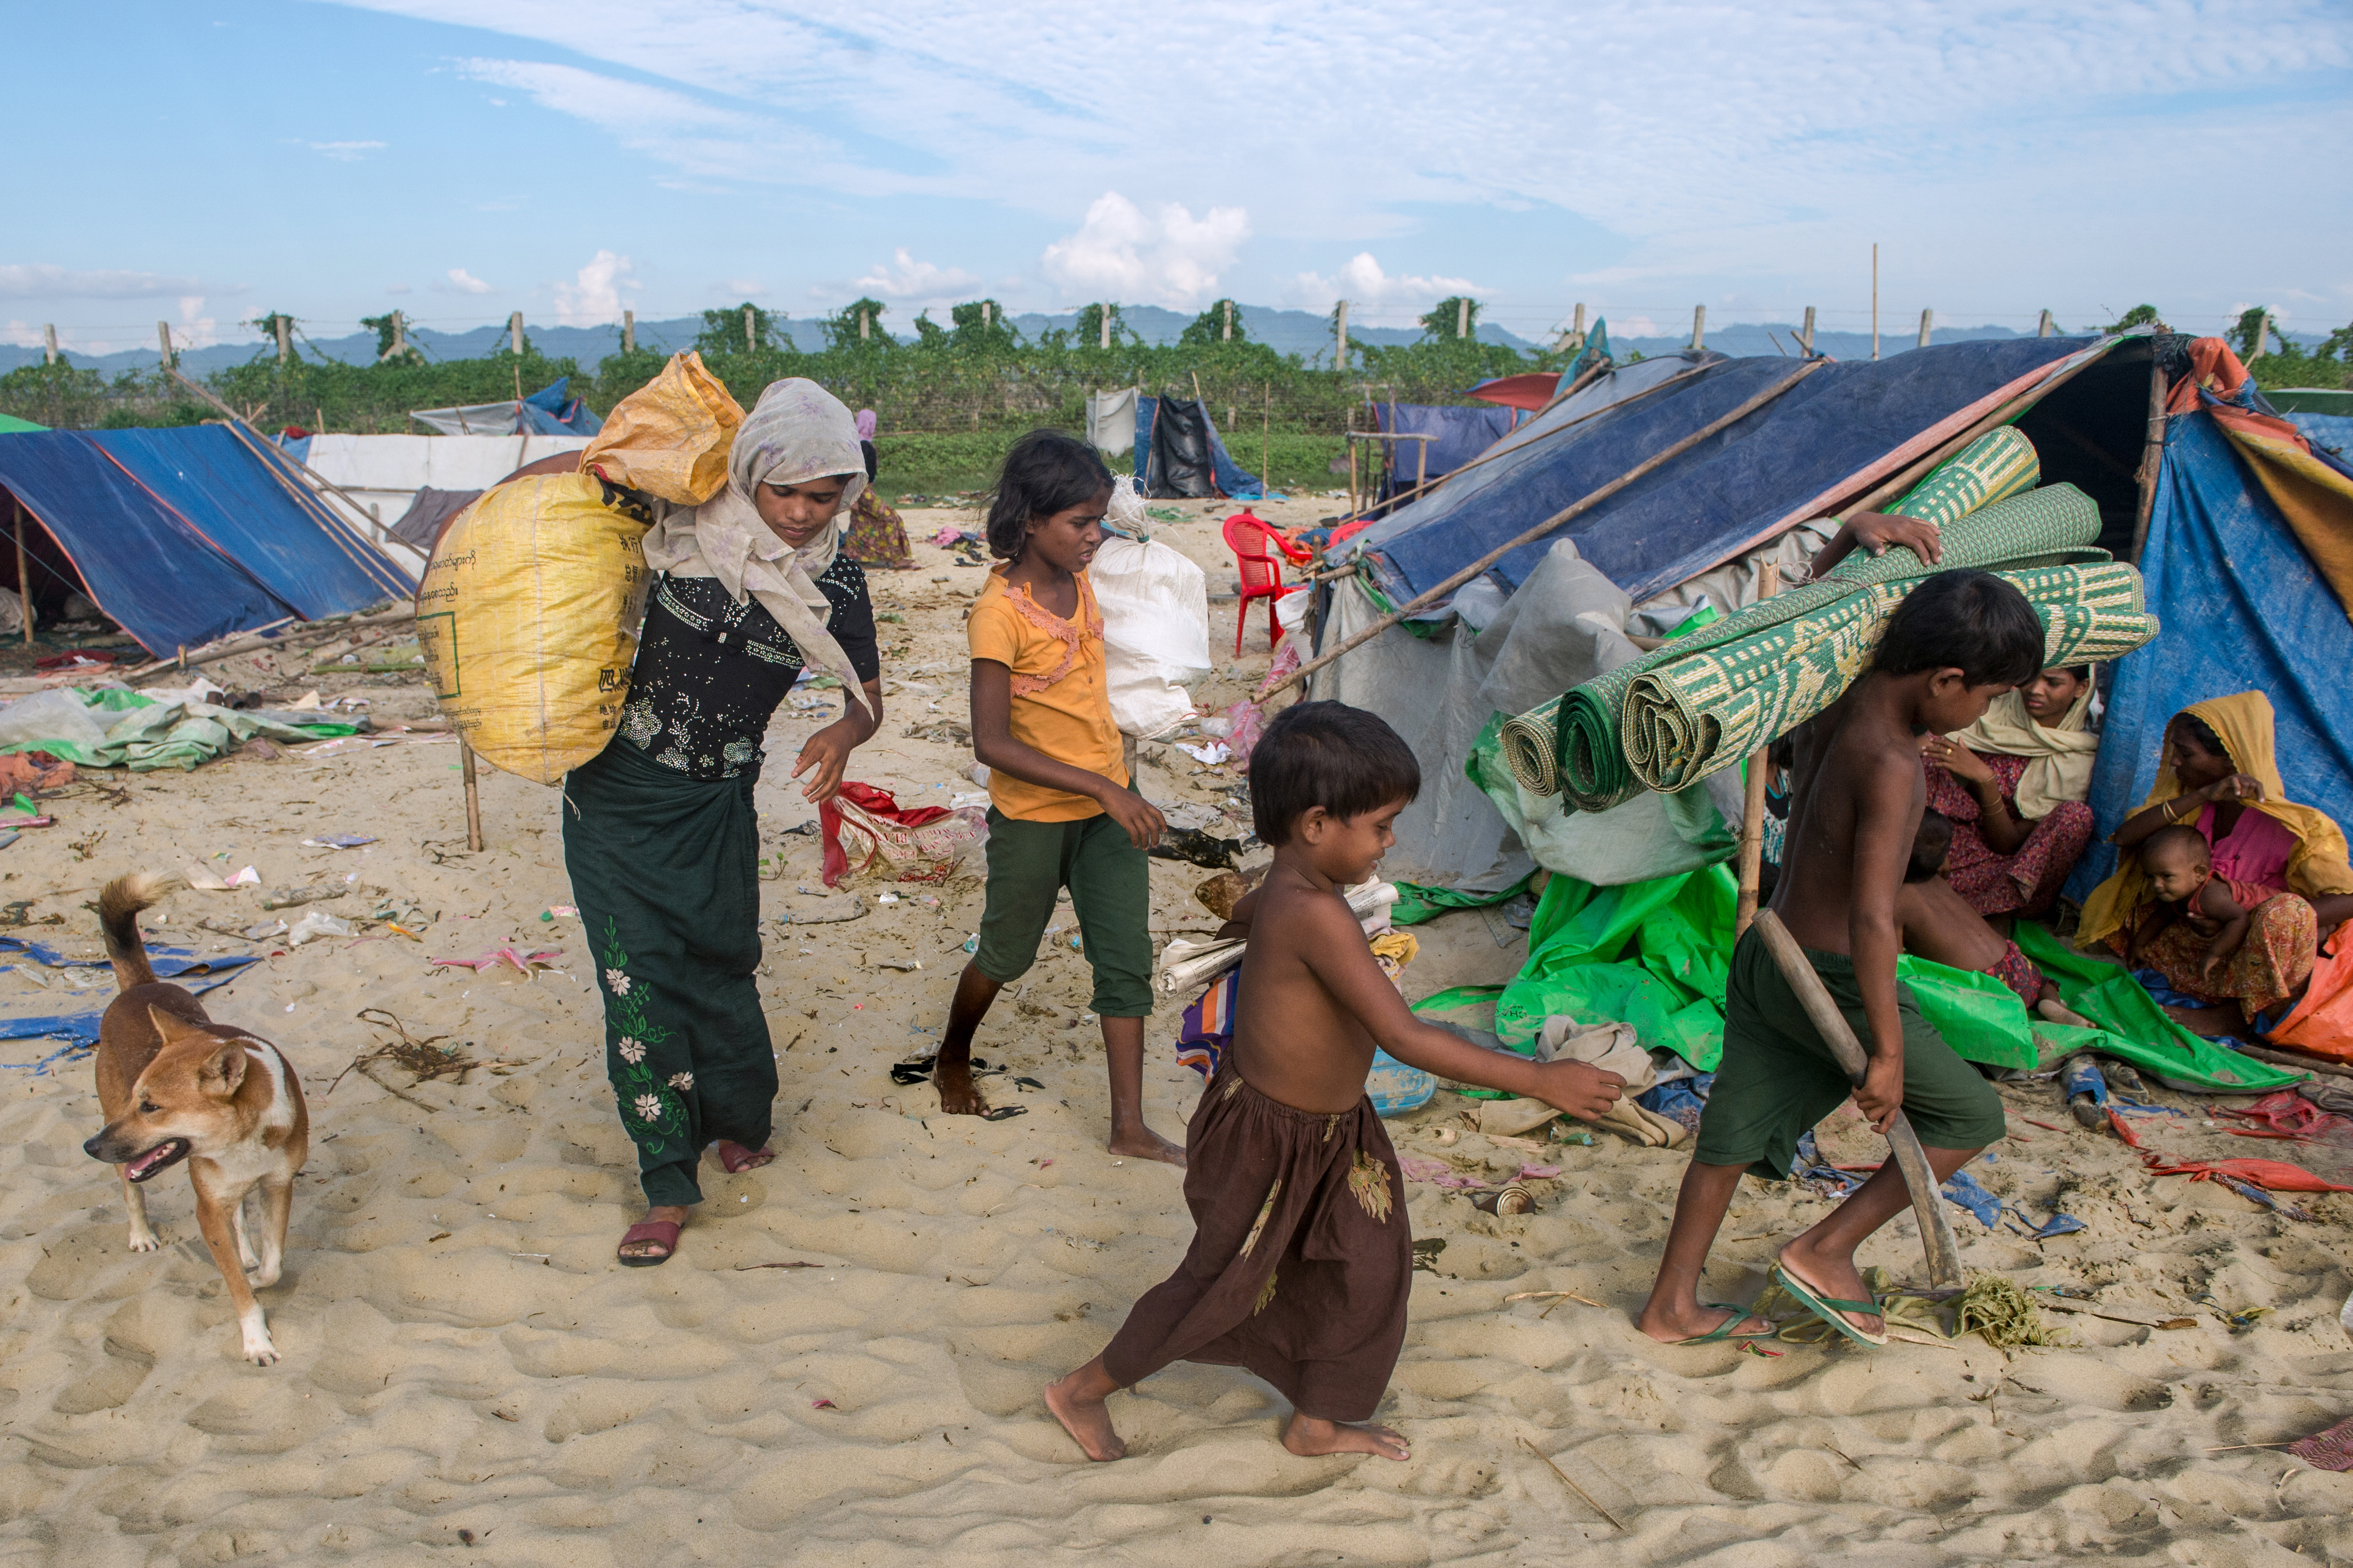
xmin=2 ymin=305 xmax=2325 ymax=380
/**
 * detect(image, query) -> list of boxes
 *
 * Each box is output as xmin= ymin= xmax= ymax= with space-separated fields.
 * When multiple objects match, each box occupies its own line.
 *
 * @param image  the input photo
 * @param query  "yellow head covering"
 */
xmin=1947 ymin=682 xmax=2098 ymax=820
xmin=2076 ymin=690 xmax=2353 ymax=949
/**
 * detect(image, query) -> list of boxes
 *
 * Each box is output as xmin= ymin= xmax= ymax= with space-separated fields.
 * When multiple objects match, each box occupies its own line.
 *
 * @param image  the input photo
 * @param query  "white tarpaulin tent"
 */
xmin=298 ymin=434 xmax=591 ymax=574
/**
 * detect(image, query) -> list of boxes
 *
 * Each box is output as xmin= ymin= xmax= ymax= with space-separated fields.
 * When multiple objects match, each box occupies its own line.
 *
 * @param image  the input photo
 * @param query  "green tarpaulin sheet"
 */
xmin=0 ymin=688 xmax=359 ymax=772
xmin=1486 ymin=867 xmax=2298 ymax=1092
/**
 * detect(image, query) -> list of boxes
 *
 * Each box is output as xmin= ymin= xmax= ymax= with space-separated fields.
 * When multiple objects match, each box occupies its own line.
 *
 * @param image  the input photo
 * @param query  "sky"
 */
xmin=5 ymin=0 xmax=2351 ymax=357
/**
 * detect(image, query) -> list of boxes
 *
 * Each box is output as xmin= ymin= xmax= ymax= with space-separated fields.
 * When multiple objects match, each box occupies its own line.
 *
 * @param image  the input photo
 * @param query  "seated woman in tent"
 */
xmin=2077 ymin=692 xmax=2353 ymax=1036
xmin=841 ymin=409 xmax=916 ymax=569
xmin=1917 ymin=664 xmax=2099 ymax=919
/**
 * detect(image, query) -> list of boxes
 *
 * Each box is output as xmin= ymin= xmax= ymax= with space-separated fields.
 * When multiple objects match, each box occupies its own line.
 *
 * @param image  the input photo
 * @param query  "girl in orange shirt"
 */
xmin=931 ymin=431 xmax=1183 ymax=1165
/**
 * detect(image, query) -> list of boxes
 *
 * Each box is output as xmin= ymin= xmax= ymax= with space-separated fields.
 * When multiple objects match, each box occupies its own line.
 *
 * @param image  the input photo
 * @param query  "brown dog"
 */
xmin=81 ymin=872 xmax=309 ymax=1364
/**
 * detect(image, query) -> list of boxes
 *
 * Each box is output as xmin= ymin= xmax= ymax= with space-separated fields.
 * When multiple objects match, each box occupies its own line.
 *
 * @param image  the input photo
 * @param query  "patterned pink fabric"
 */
xmin=1927 ymin=751 xmax=2097 ymax=918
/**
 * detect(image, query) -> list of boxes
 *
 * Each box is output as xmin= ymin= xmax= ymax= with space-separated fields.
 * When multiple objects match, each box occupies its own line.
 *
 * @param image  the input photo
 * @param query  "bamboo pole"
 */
xmin=1261 ymin=360 xmax=1825 ymax=699
xmin=1339 ymin=355 xmax=1704 ymax=530
xmin=1734 ymin=563 xmax=1782 ymax=937
xmin=120 ymin=607 xmax=408 ymax=680
xmin=1750 ymin=910 xmax=1964 ymax=1291
xmin=12 ymin=498 xmax=29 ymax=646
xmin=1800 ymin=307 xmax=1816 ymax=355
xmin=1870 ymin=243 xmax=1880 ymax=361
xmin=2128 ymin=359 xmax=2171 ymax=565
xmin=1261 ymin=383 xmax=1270 ymax=490
xmin=461 ymin=742 xmax=485 ymax=852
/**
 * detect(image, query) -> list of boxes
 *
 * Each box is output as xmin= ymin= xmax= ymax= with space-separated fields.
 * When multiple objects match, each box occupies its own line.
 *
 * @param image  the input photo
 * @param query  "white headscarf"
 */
xmin=639 ymin=378 xmax=875 ymax=718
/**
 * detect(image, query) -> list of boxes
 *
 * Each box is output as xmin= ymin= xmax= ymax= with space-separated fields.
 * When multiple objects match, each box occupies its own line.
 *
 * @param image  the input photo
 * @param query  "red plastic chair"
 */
xmin=1222 ymin=512 xmax=1298 ymax=652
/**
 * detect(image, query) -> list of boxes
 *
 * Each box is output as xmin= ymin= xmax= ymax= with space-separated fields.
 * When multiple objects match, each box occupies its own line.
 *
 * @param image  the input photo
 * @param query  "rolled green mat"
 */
xmin=1834 ymin=423 xmax=2041 ymax=553
xmin=1621 ymin=556 xmax=2152 ymax=793
xmin=1518 ymin=428 xmax=2049 ymax=807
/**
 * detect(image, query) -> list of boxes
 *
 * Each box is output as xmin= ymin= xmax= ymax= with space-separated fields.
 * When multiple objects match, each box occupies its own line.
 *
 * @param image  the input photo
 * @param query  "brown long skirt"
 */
xmin=1100 ymin=1064 xmax=1411 ymax=1423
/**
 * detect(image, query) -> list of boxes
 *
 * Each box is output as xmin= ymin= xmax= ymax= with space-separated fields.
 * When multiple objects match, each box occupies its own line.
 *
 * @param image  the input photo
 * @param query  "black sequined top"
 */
xmin=615 ymin=561 xmax=879 ymax=779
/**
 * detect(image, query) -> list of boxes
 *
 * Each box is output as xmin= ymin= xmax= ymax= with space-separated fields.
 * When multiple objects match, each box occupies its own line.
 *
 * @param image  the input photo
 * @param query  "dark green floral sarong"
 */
xmin=562 ymin=735 xmax=774 ymax=1206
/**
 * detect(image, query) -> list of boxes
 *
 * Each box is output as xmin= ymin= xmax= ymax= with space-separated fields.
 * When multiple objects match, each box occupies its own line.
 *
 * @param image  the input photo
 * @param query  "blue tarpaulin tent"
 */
xmin=1348 ymin=336 xmax=2109 ymax=607
xmin=1371 ymin=403 xmax=1517 ymax=503
xmin=0 ymin=426 xmax=413 ymax=655
xmin=2069 ymin=405 xmax=2353 ymax=899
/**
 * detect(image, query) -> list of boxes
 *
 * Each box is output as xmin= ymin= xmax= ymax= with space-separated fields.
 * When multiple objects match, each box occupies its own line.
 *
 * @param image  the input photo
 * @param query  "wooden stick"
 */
xmin=1734 ymin=564 xmax=1782 ymax=937
xmin=1749 ymin=910 xmax=1964 ymax=1291
xmin=461 ymin=741 xmax=485 ymax=852
xmin=1517 ymin=1438 xmax=1625 ymax=1532
xmin=11 ymin=498 xmax=28 ymax=647
xmin=2235 ymin=1042 xmax=2353 ymax=1081
xmin=1263 ymin=360 xmax=1825 ymax=700
xmin=2128 ymin=360 xmax=2170 ymax=565
xmin=120 ymin=607 xmax=409 ymax=680
xmin=1323 ymin=359 xmax=1707 ymax=532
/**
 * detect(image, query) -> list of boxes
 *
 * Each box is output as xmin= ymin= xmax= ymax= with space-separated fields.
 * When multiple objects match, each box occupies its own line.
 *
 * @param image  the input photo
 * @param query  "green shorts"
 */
xmin=972 ymin=804 xmax=1154 ymax=1018
xmin=1695 ymin=926 xmax=2006 ymax=1179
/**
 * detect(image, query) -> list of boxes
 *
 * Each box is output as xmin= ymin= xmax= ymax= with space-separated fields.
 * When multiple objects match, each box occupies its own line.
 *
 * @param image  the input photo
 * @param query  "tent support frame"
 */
xmin=1264 ymin=359 xmax=1826 ymax=700
xmin=2128 ymin=360 xmax=2170 ymax=564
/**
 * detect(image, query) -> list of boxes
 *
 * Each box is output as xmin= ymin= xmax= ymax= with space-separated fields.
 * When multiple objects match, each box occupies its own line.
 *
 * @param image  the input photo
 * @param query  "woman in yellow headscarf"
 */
xmin=2078 ymin=691 xmax=2353 ymax=1031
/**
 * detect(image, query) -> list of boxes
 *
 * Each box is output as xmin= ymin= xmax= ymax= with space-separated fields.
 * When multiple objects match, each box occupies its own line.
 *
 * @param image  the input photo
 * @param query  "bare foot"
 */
xmin=2036 ymin=997 xmax=2096 ymax=1030
xmin=1108 ymin=1124 xmax=1186 ymax=1168
xmin=1283 ymin=1412 xmax=1410 ymax=1461
xmin=714 ymin=1140 xmax=774 ymax=1173
xmin=619 ymin=1203 xmax=689 ymax=1264
xmin=1775 ymin=1239 xmax=1882 ymax=1338
xmin=1044 ymin=1362 xmax=1127 ymax=1461
xmin=1634 ymin=1301 xmax=1773 ymax=1344
xmin=934 ymin=1054 xmax=989 ymax=1117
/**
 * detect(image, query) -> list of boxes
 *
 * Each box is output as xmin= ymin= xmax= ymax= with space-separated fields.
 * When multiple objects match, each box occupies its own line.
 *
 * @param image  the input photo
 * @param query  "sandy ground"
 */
xmin=0 ymin=497 xmax=2348 ymax=1565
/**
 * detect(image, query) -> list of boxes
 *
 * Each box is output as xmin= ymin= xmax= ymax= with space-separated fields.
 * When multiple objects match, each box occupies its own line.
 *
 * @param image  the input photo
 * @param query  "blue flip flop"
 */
xmin=1771 ymin=1261 xmax=1888 ymax=1346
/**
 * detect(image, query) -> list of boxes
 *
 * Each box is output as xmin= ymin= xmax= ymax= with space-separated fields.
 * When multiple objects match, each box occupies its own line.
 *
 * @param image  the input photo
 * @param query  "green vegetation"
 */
xmin=2232 ymin=305 xmax=2349 ymax=392
xmin=39 ymin=293 xmax=2348 ymax=462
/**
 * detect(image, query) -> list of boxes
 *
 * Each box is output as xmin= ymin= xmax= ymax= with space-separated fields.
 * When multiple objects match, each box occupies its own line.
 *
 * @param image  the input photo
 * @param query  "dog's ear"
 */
xmin=197 ymin=1041 xmax=248 ymax=1096
xmin=147 ymin=1005 xmax=208 ymax=1046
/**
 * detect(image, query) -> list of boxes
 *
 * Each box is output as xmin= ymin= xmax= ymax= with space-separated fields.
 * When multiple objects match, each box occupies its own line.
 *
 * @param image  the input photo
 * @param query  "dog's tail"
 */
xmin=98 ymin=871 xmax=182 ymax=993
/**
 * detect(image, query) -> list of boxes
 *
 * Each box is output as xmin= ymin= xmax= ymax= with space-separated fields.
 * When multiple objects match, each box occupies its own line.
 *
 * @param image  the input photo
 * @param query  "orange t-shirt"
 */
xmin=967 ymin=566 xmax=1128 ymax=822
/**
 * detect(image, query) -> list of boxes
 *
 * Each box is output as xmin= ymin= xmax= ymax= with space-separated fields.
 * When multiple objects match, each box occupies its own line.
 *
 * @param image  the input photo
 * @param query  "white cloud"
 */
xmin=442 ymin=268 xmax=494 ymax=295
xmin=553 ymin=249 xmax=633 ymax=325
xmin=309 ymin=140 xmax=386 ymax=162
xmin=172 ymin=295 xmax=224 ymax=351
xmin=386 ymin=283 xmax=412 ymax=294
xmin=1041 ymin=194 xmax=1249 ymax=310
xmin=720 ymin=277 xmax=764 ymax=296
xmin=0 ymin=264 xmax=213 ymax=300
xmin=1294 ymin=254 xmax=1479 ymax=325
xmin=854 ymin=248 xmax=980 ymax=302
xmin=314 ymin=3 xmax=2353 ymax=323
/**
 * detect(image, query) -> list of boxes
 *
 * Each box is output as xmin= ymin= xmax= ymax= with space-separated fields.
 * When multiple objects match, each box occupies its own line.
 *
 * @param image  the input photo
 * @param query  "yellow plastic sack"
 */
xmin=416 ymin=473 xmax=652 ymax=786
xmin=580 ymin=351 xmax=745 ymax=504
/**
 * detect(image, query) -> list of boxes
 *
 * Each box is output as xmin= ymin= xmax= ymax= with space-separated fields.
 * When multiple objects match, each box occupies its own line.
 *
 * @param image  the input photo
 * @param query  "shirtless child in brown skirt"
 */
xmin=1045 ymin=701 xmax=1627 ymax=1462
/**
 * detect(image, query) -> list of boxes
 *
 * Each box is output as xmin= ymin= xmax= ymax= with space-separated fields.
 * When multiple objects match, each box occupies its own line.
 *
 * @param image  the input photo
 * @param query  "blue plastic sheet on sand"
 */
xmin=0 ymin=937 xmax=257 ymax=1060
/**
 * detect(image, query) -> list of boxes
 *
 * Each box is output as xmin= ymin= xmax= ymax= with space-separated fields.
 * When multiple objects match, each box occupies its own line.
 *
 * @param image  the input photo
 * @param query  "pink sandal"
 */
xmin=715 ymin=1142 xmax=774 ymax=1174
xmin=617 ymin=1219 xmax=681 ymax=1267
